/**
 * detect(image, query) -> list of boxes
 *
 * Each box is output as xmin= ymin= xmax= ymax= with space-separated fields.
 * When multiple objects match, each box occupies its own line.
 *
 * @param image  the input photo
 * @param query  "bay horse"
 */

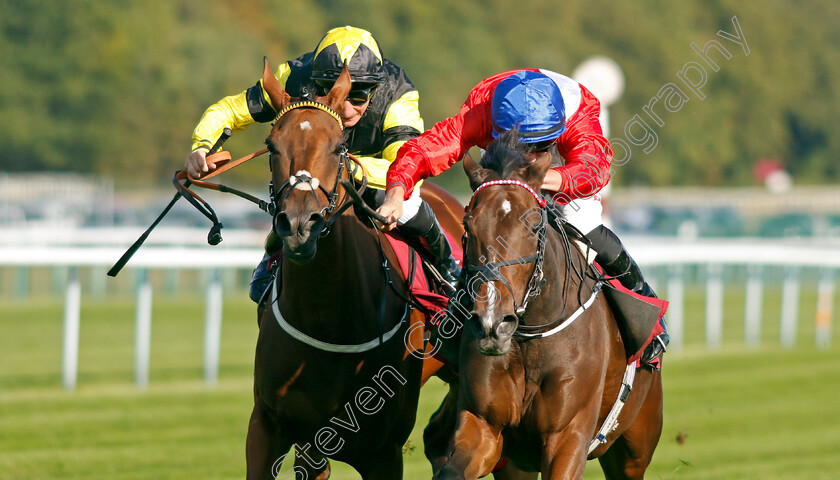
xmin=246 ymin=60 xmax=463 ymax=479
xmin=424 ymin=131 xmax=663 ymax=479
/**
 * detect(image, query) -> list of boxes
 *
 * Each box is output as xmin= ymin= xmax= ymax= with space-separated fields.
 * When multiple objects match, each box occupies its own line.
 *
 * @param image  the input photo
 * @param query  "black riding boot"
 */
xmin=249 ymin=231 xmax=283 ymax=306
xmin=249 ymin=253 xmax=274 ymax=305
xmin=586 ymin=226 xmax=669 ymax=366
xmin=399 ymin=201 xmax=461 ymax=293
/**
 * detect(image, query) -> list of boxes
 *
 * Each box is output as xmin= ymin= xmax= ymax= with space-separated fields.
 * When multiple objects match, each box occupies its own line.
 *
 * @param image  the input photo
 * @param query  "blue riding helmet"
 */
xmin=491 ymin=70 xmax=566 ymax=143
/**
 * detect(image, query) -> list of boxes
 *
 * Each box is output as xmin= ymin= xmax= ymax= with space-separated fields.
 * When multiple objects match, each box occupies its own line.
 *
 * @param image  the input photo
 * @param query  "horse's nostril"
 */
xmin=309 ymin=212 xmax=324 ymax=226
xmin=468 ymin=312 xmax=484 ymax=336
xmin=274 ymin=213 xmax=292 ymax=237
xmin=496 ymin=314 xmax=519 ymax=337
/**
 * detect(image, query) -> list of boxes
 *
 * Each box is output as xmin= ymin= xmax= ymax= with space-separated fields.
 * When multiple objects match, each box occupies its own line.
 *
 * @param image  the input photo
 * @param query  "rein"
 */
xmin=175 ymin=102 xmax=361 ymax=242
xmin=172 ymin=148 xmax=271 ymax=245
xmin=174 ymin=102 xmax=344 ymax=226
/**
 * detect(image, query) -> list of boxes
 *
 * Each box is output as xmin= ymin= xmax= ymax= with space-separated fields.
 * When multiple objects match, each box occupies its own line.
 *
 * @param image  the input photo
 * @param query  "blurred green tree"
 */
xmin=0 ymin=0 xmax=836 ymax=194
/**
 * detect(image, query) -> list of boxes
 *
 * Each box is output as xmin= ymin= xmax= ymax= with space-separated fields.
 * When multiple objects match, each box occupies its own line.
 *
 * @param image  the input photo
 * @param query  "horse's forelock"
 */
xmin=482 ymin=129 xmax=530 ymax=178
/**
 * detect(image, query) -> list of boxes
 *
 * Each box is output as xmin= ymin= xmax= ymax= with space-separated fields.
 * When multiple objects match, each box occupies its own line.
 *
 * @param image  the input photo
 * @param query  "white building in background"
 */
xmin=0 ymin=173 xmax=115 ymax=228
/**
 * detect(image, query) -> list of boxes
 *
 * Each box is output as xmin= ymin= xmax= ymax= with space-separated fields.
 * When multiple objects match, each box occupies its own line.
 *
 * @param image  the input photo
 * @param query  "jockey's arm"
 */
xmin=545 ymin=90 xmax=613 ymax=203
xmin=541 ymin=168 xmax=565 ymax=192
xmin=186 ymin=64 xmax=293 ymax=177
xmin=550 ymin=131 xmax=612 ymax=202
xmin=386 ymin=83 xmax=492 ymax=201
xmin=350 ymin=90 xmax=423 ymax=190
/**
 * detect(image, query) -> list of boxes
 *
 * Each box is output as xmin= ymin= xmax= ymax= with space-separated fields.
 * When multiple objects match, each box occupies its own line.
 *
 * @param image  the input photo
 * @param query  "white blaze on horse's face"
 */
xmin=484 ymin=282 xmax=498 ymax=328
xmin=500 ymin=200 xmax=511 ymax=216
xmin=299 ymin=121 xmax=312 ymax=131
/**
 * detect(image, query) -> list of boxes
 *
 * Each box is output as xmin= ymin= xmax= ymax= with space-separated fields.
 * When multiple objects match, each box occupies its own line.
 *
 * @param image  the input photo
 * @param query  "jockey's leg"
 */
xmin=558 ymin=196 xmax=668 ymax=366
xmin=397 ymin=188 xmax=461 ymax=292
xmin=249 ymin=231 xmax=283 ymax=306
xmin=249 ymin=254 xmax=273 ymax=304
xmin=585 ymin=224 xmax=669 ymax=366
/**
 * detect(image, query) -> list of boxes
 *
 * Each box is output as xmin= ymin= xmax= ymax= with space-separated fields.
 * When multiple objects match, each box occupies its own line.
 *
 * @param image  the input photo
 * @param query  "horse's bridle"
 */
xmin=268 ymin=101 xmax=359 ymax=237
xmin=465 ymin=179 xmax=549 ymax=318
xmin=266 ymin=101 xmax=415 ymax=352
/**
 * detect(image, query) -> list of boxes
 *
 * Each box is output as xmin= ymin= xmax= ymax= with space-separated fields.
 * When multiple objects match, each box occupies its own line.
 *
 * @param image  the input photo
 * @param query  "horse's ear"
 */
xmin=464 ymin=151 xmax=500 ymax=191
xmin=514 ymin=149 xmax=553 ymax=191
xmin=262 ymin=57 xmax=291 ymax=112
xmin=324 ymin=65 xmax=352 ymax=113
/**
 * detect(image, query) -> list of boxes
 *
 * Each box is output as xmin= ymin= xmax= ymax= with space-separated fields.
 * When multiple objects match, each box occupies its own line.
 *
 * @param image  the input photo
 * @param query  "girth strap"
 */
xmin=270 ymin=275 xmax=411 ymax=353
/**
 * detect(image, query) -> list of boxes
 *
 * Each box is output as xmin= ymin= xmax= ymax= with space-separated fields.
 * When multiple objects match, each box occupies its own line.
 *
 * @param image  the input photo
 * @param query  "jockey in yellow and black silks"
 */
xmin=185 ymin=26 xmax=460 ymax=304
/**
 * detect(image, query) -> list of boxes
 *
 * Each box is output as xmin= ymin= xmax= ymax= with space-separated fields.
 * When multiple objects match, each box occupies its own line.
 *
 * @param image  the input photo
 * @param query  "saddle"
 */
xmin=599 ymin=274 xmax=668 ymax=365
xmin=549 ymin=212 xmax=669 ymax=366
xmin=383 ymin=229 xmax=462 ymax=327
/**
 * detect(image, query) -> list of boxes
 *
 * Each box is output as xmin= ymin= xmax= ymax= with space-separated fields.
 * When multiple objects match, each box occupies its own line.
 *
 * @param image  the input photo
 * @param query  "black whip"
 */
xmin=107 ymin=128 xmax=232 ymax=277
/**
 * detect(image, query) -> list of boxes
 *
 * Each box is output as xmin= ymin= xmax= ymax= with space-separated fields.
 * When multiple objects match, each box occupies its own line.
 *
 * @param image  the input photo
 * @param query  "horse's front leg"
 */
xmin=246 ymin=397 xmax=295 ymax=480
xmin=354 ymin=442 xmax=403 ymax=480
xmin=540 ymin=419 xmax=597 ymax=480
xmin=434 ymin=410 xmax=504 ymax=480
xmin=424 ymin=380 xmax=460 ymax=474
xmin=293 ymin=444 xmax=331 ymax=480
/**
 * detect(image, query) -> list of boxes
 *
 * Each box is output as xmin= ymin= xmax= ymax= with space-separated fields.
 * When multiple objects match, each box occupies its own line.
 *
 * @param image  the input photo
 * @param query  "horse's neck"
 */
xmin=522 ymin=228 xmax=590 ymax=324
xmin=280 ymin=215 xmax=383 ymax=303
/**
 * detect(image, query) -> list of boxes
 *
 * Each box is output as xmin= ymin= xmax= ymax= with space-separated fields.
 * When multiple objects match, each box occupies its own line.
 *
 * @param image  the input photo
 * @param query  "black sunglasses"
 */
xmin=523 ymin=139 xmax=557 ymax=154
xmin=314 ymin=80 xmax=378 ymax=106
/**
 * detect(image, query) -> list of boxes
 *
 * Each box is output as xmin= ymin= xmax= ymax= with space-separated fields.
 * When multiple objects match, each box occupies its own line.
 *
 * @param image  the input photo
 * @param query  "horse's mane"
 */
xmin=480 ymin=129 xmax=529 ymax=178
xmin=481 ymin=129 xmax=562 ymax=180
xmin=299 ymin=82 xmax=319 ymax=102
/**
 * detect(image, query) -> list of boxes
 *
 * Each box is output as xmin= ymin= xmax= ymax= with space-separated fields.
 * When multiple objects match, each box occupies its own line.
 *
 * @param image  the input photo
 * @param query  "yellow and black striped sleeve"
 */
xmin=352 ymin=90 xmax=424 ymax=189
xmin=190 ymin=64 xmax=293 ymax=152
xmin=381 ymin=89 xmax=423 ymax=161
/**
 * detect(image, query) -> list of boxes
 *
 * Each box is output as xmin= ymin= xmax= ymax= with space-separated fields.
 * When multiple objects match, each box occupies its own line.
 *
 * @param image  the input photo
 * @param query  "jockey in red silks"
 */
xmin=377 ymin=69 xmax=668 ymax=367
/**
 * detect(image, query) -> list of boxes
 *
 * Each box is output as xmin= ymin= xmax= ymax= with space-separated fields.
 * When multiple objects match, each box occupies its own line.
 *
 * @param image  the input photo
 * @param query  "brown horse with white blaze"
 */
xmin=246 ymin=60 xmax=463 ymax=479
xmin=425 ymin=131 xmax=663 ymax=479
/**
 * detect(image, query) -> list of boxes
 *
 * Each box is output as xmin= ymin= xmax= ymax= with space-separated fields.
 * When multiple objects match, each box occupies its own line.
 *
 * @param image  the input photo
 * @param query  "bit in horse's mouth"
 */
xmin=283 ymin=243 xmax=317 ymax=264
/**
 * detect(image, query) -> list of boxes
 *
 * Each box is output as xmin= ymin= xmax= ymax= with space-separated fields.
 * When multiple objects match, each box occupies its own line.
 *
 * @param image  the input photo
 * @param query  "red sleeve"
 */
xmin=550 ymin=85 xmax=613 ymax=204
xmin=387 ymin=71 xmax=526 ymax=199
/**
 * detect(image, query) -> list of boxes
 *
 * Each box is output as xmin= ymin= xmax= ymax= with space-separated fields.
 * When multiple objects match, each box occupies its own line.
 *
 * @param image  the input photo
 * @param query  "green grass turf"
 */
xmin=1 ymin=290 xmax=839 ymax=479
